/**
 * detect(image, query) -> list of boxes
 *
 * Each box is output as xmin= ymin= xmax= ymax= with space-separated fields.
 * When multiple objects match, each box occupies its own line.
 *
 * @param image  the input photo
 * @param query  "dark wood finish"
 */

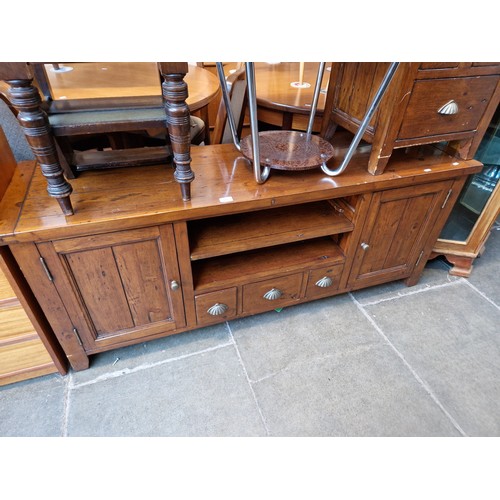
xmin=159 ymin=63 xmax=193 ymax=202
xmin=0 ymin=128 xmax=483 ymax=371
xmin=0 ymin=62 xmax=201 ymax=210
xmin=1 ymin=66 xmax=74 ymax=215
xmin=321 ymin=62 xmax=500 ymax=175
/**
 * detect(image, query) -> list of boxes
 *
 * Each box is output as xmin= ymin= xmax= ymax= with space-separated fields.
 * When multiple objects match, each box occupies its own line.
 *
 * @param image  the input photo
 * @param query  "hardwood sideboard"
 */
xmin=0 ymin=130 xmax=482 ymax=371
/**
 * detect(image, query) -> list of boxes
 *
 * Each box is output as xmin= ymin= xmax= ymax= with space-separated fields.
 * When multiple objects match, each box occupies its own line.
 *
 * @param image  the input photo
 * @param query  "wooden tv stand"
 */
xmin=0 ymin=132 xmax=482 ymax=371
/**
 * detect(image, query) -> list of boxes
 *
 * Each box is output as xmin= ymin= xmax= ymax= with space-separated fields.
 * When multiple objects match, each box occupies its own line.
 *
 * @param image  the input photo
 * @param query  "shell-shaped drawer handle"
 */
xmin=315 ymin=276 xmax=333 ymax=288
xmin=438 ymin=100 xmax=459 ymax=115
xmin=207 ymin=303 xmax=229 ymax=316
xmin=263 ymin=288 xmax=282 ymax=300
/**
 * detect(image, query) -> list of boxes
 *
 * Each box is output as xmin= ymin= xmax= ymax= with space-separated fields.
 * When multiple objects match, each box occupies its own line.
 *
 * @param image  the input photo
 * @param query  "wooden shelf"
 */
xmin=193 ymin=237 xmax=345 ymax=292
xmin=189 ymin=201 xmax=354 ymax=261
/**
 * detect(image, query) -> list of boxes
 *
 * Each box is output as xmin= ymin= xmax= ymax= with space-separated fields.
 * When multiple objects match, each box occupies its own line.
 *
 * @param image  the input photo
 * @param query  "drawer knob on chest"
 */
xmin=361 ymin=242 xmax=370 ymax=251
xmin=263 ymin=288 xmax=283 ymax=300
xmin=315 ymin=276 xmax=334 ymax=288
xmin=207 ymin=303 xmax=229 ymax=316
xmin=170 ymin=280 xmax=180 ymax=291
xmin=437 ymin=100 xmax=459 ymax=115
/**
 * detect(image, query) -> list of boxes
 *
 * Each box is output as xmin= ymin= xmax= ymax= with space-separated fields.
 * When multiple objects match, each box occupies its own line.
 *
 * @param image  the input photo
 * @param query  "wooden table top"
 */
xmin=43 ymin=62 xmax=220 ymax=112
xmin=254 ymin=62 xmax=330 ymax=115
xmin=0 ymin=131 xmax=482 ymax=245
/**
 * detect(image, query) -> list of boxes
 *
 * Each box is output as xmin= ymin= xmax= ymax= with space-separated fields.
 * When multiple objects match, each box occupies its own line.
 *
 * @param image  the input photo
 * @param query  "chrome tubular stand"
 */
xmin=306 ymin=62 xmax=326 ymax=137
xmin=246 ymin=62 xmax=271 ymax=183
xmin=217 ymin=61 xmax=400 ymax=181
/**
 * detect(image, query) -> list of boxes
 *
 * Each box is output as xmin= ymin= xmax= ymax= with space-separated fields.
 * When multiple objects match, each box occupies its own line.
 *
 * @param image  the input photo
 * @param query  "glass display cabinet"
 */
xmin=432 ymin=104 xmax=500 ymax=276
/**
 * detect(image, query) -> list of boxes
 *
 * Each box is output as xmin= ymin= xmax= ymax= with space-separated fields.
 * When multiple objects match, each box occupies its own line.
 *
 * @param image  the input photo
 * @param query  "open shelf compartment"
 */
xmin=188 ymin=200 xmax=354 ymax=261
xmin=193 ymin=237 xmax=345 ymax=293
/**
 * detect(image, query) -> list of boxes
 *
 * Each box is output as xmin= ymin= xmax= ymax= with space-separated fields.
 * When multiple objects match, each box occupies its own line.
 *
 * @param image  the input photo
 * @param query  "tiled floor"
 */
xmin=1 ymin=224 xmax=499 ymax=437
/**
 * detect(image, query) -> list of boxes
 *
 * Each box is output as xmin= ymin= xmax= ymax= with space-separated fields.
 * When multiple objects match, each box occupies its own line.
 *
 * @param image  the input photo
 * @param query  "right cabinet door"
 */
xmin=348 ymin=180 xmax=454 ymax=289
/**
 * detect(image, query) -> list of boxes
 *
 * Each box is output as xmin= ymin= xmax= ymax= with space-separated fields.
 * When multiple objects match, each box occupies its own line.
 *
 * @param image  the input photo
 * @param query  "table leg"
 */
xmin=6 ymin=78 xmax=74 ymax=215
xmin=159 ymin=64 xmax=194 ymax=202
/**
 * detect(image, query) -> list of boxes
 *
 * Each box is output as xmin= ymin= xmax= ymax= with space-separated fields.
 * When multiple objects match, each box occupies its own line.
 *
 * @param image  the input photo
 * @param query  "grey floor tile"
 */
xmin=364 ymin=281 xmax=500 ymax=436
xmin=352 ymin=257 xmax=459 ymax=305
xmin=0 ymin=374 xmax=66 ymax=436
xmin=252 ymin=343 xmax=460 ymax=436
xmin=229 ymin=294 xmax=382 ymax=382
xmin=468 ymin=227 xmax=500 ymax=305
xmin=72 ymin=323 xmax=231 ymax=385
xmin=67 ymin=345 xmax=266 ymax=436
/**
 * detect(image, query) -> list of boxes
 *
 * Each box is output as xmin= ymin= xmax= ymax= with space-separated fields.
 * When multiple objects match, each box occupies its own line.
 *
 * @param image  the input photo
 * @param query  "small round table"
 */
xmin=44 ymin=62 xmax=220 ymax=113
xmin=254 ymin=62 xmax=330 ymax=132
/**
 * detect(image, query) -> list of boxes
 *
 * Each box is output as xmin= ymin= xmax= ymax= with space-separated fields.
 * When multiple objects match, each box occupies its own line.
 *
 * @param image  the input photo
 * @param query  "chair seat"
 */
xmin=48 ymin=107 xmax=205 ymax=139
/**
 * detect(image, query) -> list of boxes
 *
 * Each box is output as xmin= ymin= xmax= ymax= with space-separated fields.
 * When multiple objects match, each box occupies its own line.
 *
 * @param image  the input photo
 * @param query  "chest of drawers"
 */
xmin=321 ymin=62 xmax=500 ymax=175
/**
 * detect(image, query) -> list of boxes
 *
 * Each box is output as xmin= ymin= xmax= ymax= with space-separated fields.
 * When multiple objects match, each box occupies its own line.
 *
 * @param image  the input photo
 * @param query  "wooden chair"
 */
xmin=0 ymin=62 xmax=196 ymax=215
xmin=30 ymin=63 xmax=206 ymax=179
xmin=212 ymin=65 xmax=248 ymax=144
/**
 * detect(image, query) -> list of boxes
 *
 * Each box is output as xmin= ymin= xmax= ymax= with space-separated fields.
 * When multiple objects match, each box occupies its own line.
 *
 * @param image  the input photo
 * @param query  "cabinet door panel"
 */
xmin=113 ymin=239 xmax=172 ymax=325
xmin=38 ymin=225 xmax=185 ymax=351
xmin=349 ymin=181 xmax=453 ymax=288
xmin=66 ymin=247 xmax=135 ymax=335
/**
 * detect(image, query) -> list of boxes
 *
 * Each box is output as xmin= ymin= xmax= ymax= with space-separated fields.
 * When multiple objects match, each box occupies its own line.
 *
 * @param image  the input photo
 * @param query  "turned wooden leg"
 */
xmin=159 ymin=63 xmax=194 ymax=202
xmin=6 ymin=78 xmax=74 ymax=215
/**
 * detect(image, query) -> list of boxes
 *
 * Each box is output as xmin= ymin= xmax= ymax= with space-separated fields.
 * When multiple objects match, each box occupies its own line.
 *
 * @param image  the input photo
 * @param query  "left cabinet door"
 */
xmin=37 ymin=225 xmax=186 ymax=352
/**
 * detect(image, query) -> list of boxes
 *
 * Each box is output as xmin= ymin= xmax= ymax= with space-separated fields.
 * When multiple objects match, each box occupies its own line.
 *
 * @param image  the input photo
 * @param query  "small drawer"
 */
xmin=195 ymin=287 xmax=237 ymax=326
xmin=398 ymin=75 xmax=499 ymax=140
xmin=305 ymin=264 xmax=343 ymax=299
xmin=242 ymin=273 xmax=303 ymax=315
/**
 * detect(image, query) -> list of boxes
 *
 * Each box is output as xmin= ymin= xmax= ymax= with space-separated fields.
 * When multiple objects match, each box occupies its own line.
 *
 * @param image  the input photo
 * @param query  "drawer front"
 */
xmin=242 ymin=273 xmax=303 ymax=315
xmin=398 ymin=76 xmax=499 ymax=139
xmin=305 ymin=264 xmax=343 ymax=299
xmin=195 ymin=287 xmax=237 ymax=326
